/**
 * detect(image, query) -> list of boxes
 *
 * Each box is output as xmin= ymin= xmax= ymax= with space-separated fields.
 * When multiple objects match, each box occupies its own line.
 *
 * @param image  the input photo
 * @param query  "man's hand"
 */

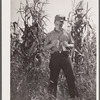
xmin=62 ymin=41 xmax=68 ymax=47
xmin=51 ymin=40 xmax=59 ymax=47
xmin=44 ymin=40 xmax=59 ymax=50
xmin=62 ymin=41 xmax=74 ymax=49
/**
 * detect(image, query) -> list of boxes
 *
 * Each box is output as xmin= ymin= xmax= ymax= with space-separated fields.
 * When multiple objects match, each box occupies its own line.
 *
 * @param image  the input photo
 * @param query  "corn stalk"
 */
xmin=14 ymin=0 xmax=49 ymax=67
xmin=11 ymin=1 xmax=49 ymax=99
xmin=68 ymin=0 xmax=92 ymax=73
xmin=67 ymin=0 xmax=96 ymax=99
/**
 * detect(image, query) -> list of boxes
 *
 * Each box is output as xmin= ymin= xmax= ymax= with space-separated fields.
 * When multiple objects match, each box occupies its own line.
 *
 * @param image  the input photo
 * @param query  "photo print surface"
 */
xmin=10 ymin=0 xmax=98 ymax=100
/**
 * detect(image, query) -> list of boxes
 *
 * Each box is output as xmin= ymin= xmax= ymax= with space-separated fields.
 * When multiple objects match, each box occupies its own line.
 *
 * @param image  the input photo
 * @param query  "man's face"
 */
xmin=54 ymin=21 xmax=64 ymax=31
xmin=66 ymin=23 xmax=71 ymax=32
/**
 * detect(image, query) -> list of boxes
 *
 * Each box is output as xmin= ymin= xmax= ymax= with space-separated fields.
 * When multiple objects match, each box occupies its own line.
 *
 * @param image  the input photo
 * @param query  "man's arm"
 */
xmin=62 ymin=41 xmax=74 ymax=49
xmin=43 ymin=32 xmax=59 ymax=50
xmin=44 ymin=40 xmax=59 ymax=50
xmin=63 ymin=32 xmax=74 ymax=49
xmin=44 ymin=33 xmax=51 ymax=50
xmin=44 ymin=42 xmax=53 ymax=50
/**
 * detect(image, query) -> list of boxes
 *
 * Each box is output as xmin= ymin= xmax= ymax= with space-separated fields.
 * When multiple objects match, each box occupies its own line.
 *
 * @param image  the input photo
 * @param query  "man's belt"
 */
xmin=52 ymin=51 xmax=70 ymax=55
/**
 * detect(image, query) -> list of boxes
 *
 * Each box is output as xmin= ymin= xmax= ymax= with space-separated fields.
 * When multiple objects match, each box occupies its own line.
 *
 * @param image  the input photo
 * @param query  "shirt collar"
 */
xmin=54 ymin=28 xmax=64 ymax=33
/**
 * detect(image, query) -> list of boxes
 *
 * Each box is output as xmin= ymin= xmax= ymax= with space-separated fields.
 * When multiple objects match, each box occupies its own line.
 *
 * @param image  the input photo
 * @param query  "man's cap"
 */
xmin=54 ymin=15 xmax=66 ymax=22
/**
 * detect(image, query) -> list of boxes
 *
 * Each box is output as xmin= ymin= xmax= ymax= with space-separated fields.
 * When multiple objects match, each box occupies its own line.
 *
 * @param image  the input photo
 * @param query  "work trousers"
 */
xmin=48 ymin=51 xmax=76 ymax=98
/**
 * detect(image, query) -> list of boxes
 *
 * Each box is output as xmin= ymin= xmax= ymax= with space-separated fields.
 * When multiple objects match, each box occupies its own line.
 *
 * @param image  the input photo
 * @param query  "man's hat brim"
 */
xmin=54 ymin=15 xmax=66 ymax=22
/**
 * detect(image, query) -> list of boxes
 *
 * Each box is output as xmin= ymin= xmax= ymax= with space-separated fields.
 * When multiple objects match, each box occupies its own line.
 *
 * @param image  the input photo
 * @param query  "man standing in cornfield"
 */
xmin=44 ymin=15 xmax=78 ymax=100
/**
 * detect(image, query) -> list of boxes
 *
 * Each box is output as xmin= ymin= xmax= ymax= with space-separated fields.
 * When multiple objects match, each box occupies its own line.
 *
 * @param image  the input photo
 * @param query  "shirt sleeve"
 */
xmin=68 ymin=32 xmax=74 ymax=44
xmin=44 ymin=33 xmax=51 ymax=46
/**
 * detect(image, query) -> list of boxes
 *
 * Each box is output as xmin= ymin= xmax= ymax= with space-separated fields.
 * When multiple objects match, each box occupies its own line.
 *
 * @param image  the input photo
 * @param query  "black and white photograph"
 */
xmin=2 ymin=0 xmax=99 ymax=100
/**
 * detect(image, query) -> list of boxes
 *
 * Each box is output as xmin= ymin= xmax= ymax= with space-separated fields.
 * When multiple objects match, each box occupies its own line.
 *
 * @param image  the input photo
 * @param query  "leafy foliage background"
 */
xmin=10 ymin=0 xmax=96 ymax=100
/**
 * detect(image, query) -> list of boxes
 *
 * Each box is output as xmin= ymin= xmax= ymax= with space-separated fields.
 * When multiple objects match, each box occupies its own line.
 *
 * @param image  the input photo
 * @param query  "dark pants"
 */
xmin=48 ymin=51 xmax=77 ymax=98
